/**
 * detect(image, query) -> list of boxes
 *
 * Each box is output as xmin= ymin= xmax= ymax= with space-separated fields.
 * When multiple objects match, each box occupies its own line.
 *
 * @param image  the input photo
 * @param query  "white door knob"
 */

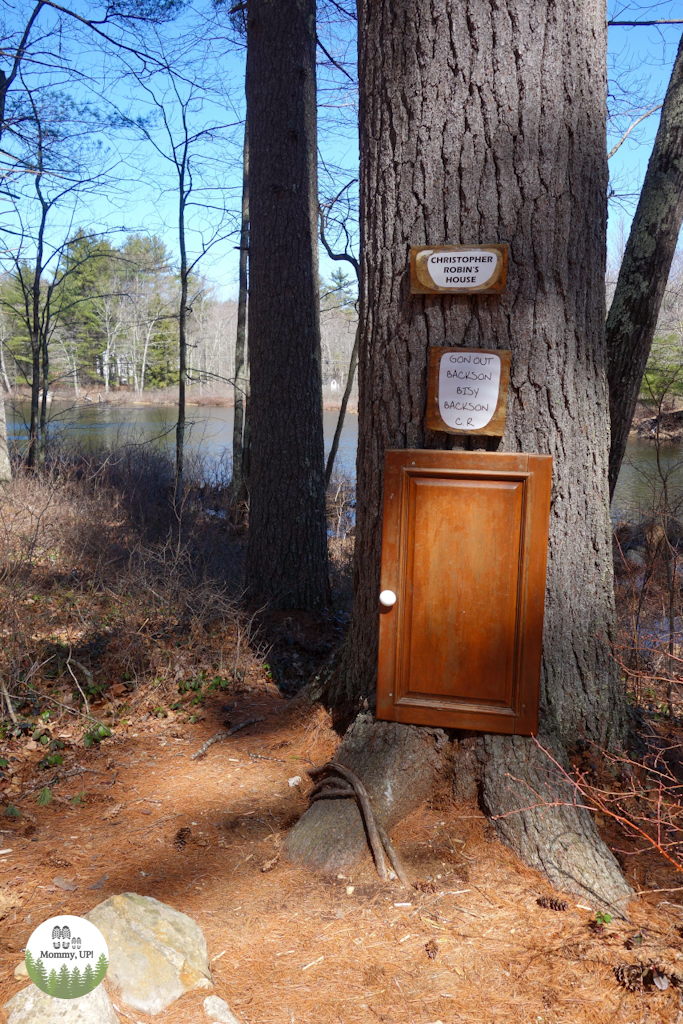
xmin=379 ymin=589 xmax=397 ymax=608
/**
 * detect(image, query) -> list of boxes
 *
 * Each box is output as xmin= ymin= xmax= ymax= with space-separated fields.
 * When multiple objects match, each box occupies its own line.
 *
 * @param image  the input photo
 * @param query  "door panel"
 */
xmin=376 ymin=451 xmax=552 ymax=735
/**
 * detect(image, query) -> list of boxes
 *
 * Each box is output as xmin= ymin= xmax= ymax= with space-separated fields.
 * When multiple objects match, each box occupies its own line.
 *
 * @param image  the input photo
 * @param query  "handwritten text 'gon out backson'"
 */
xmin=442 ymin=353 xmax=496 ymax=412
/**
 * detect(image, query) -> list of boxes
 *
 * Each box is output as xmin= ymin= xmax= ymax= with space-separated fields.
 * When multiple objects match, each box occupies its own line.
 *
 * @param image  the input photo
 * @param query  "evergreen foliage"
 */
xmin=56 ymin=963 xmax=71 ymax=997
xmin=94 ymin=952 xmax=109 ymax=987
xmin=69 ymin=965 xmax=82 ymax=996
xmin=82 ymin=962 xmax=96 ymax=992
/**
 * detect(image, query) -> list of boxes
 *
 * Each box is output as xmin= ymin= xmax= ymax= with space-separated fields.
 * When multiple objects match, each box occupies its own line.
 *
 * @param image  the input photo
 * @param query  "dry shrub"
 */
xmin=0 ymin=443 xmax=262 ymax=739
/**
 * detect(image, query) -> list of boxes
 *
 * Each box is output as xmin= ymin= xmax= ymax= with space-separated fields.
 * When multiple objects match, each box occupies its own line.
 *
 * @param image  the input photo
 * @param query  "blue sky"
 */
xmin=1 ymin=1 xmax=680 ymax=300
xmin=607 ymin=3 xmax=683 ymax=260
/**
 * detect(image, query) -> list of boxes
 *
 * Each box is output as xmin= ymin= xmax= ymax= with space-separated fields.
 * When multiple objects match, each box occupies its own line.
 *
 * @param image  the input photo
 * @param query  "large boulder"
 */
xmin=4 ymin=983 xmax=119 ymax=1024
xmin=86 ymin=893 xmax=212 ymax=1015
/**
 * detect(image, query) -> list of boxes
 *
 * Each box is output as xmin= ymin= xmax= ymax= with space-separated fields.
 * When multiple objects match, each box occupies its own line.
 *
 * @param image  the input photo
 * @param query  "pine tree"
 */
xmin=69 ymin=965 xmax=82 ymax=997
xmin=93 ymin=952 xmax=108 ymax=986
xmin=56 ymin=963 xmax=71 ymax=998
xmin=81 ymin=962 xmax=95 ymax=993
xmin=47 ymin=968 xmax=58 ymax=995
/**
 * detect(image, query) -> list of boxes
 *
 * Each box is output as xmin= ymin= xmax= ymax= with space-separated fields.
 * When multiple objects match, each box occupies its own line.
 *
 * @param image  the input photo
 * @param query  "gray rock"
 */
xmin=4 ymin=983 xmax=119 ymax=1024
xmin=203 ymin=994 xmax=241 ymax=1023
xmin=625 ymin=547 xmax=646 ymax=568
xmin=86 ymin=893 xmax=212 ymax=1015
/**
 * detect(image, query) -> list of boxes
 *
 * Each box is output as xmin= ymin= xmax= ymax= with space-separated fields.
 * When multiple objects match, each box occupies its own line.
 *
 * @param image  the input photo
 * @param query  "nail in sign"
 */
xmin=426 ymin=347 xmax=511 ymax=436
xmin=411 ymin=244 xmax=507 ymax=294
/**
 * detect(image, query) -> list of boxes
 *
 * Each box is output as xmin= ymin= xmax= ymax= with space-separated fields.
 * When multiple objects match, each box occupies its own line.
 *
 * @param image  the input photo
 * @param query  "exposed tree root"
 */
xmin=282 ymin=714 xmax=446 ymax=875
xmin=284 ymin=712 xmax=634 ymax=915
xmin=455 ymin=732 xmax=635 ymax=915
xmin=307 ymin=762 xmax=412 ymax=887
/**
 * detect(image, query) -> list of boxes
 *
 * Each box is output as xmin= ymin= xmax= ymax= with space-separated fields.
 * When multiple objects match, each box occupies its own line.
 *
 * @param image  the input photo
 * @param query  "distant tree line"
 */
xmin=0 ymin=232 xmax=357 ymax=401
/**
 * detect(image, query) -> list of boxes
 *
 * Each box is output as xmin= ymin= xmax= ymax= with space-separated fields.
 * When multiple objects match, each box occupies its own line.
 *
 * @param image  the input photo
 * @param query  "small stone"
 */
xmin=288 ymin=776 xmax=302 ymax=787
xmin=346 ymin=885 xmax=355 ymax=895
xmin=86 ymin=892 xmax=212 ymax=1014
xmin=203 ymin=994 xmax=241 ymax=1023
xmin=13 ymin=961 xmax=28 ymax=980
xmin=4 ymin=983 xmax=118 ymax=1023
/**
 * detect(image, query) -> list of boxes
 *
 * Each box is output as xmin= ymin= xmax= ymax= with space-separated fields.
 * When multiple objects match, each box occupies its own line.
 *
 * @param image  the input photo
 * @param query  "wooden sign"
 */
xmin=376 ymin=449 xmax=552 ymax=736
xmin=411 ymin=243 xmax=507 ymax=294
xmin=426 ymin=346 xmax=511 ymax=436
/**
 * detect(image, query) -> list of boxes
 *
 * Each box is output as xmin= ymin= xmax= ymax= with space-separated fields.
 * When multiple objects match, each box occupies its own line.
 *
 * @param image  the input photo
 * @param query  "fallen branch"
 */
xmin=0 ymin=676 xmax=18 ymax=725
xmin=190 ymin=717 xmax=264 ymax=760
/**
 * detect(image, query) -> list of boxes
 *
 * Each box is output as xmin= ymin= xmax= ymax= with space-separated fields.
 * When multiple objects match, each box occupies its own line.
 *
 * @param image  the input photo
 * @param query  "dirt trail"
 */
xmin=1 ymin=690 xmax=682 ymax=1024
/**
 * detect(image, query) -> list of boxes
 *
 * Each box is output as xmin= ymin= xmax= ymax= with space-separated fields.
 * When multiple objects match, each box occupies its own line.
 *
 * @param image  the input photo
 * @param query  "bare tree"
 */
xmin=607 ymin=31 xmax=683 ymax=497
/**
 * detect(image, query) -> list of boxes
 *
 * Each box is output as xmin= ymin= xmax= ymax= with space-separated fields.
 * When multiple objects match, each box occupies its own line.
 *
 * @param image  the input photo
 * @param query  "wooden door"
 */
xmin=376 ymin=450 xmax=552 ymax=735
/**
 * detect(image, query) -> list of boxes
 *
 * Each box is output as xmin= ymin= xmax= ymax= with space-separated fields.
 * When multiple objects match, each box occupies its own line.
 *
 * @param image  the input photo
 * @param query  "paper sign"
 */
xmin=426 ymin=347 xmax=511 ymax=436
xmin=439 ymin=351 xmax=501 ymax=430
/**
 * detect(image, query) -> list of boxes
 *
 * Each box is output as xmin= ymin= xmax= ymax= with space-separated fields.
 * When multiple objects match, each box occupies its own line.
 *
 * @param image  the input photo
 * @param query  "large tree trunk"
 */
xmin=244 ymin=0 xmax=330 ymax=609
xmin=231 ymin=119 xmax=249 ymax=503
xmin=607 ymin=33 xmax=683 ymax=499
xmin=290 ymin=0 xmax=632 ymax=909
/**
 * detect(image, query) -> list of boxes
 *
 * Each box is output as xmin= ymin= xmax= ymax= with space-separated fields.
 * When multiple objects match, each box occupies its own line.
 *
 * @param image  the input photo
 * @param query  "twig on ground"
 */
xmin=18 ymin=764 xmax=104 ymax=801
xmin=191 ymin=717 xmax=264 ymax=760
xmin=0 ymin=676 xmax=18 ymax=725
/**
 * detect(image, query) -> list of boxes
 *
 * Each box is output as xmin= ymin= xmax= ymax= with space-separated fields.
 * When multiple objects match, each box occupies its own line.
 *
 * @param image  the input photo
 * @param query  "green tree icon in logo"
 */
xmin=25 ymin=951 xmax=49 ymax=992
xmin=82 ymin=963 xmax=95 ymax=992
xmin=94 ymin=952 xmax=108 ymax=987
xmin=55 ymin=963 xmax=71 ymax=998
xmin=69 ymin=966 xmax=82 ymax=997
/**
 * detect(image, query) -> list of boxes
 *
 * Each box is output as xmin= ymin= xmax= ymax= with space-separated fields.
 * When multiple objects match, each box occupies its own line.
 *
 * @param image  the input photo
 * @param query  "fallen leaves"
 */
xmin=52 ymin=876 xmax=77 ymax=891
xmin=88 ymin=872 xmax=109 ymax=890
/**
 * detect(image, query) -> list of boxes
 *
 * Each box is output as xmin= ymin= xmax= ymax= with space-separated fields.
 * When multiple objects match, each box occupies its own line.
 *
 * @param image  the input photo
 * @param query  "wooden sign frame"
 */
xmin=426 ymin=346 xmax=511 ymax=436
xmin=376 ymin=449 xmax=552 ymax=736
xmin=411 ymin=243 xmax=508 ymax=295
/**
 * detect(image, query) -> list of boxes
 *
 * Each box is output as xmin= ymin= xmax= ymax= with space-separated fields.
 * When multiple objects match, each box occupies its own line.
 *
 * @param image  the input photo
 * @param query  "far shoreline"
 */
xmin=5 ymin=386 xmax=358 ymax=416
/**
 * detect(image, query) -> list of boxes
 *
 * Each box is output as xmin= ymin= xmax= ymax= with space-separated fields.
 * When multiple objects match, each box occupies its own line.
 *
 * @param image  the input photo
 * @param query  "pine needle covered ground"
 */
xmin=0 ymin=454 xmax=681 ymax=1024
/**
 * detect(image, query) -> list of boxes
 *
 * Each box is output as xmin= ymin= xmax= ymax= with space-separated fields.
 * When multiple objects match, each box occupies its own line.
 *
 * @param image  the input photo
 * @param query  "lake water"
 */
xmin=7 ymin=399 xmax=681 ymax=519
xmin=7 ymin=400 xmax=359 ymax=479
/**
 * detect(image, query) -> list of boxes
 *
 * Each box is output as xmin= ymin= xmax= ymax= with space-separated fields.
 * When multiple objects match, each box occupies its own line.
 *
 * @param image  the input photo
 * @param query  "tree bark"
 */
xmin=0 ymin=389 xmax=11 ymax=485
xmin=607 ymin=32 xmax=683 ymax=499
xmin=244 ymin=0 xmax=330 ymax=609
xmin=293 ymin=0 xmax=632 ymax=908
xmin=231 ymin=119 xmax=249 ymax=502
